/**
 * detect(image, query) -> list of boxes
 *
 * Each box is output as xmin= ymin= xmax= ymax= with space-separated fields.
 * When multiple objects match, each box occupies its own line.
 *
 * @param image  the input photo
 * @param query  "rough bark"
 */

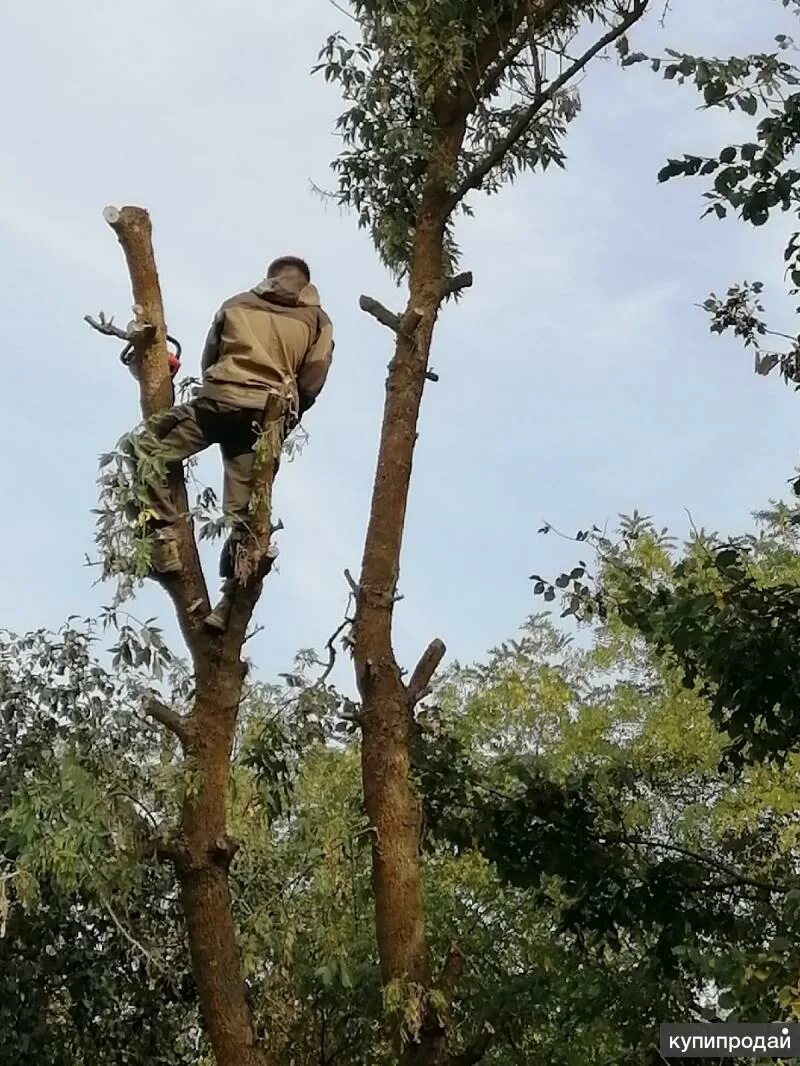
xmin=104 ymin=206 xmax=211 ymax=653
xmin=351 ymin=5 xmax=651 ymax=1063
xmin=103 ymin=205 xmax=269 ymax=1066
xmin=353 ymin=123 xmax=465 ymax=1064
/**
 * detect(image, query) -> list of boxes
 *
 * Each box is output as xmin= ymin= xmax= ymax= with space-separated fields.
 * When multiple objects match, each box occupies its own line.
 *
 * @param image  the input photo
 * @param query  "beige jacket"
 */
xmin=199 ymin=270 xmax=334 ymax=414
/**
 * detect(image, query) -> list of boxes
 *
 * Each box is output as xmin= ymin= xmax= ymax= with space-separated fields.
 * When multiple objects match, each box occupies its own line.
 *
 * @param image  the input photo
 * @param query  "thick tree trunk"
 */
xmin=103 ymin=206 xmax=268 ymax=1066
xmin=176 ymin=667 xmax=269 ymax=1066
xmin=353 ymin=124 xmax=464 ymax=1062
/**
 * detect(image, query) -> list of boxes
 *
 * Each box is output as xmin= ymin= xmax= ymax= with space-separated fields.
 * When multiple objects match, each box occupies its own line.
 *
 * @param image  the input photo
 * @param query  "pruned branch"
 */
xmin=100 ymin=205 xmax=212 ymax=651
xmin=441 ymin=271 xmax=474 ymax=300
xmin=358 ymin=295 xmax=427 ymax=341
xmin=103 ymin=206 xmax=173 ymax=418
xmin=400 ymin=307 xmax=423 ymax=335
xmin=211 ymin=835 xmax=241 ymax=868
xmin=449 ymin=0 xmax=649 ymax=208
xmin=407 ymin=638 xmax=447 ymax=705
xmin=359 ymin=294 xmax=401 ymax=332
xmin=144 ymin=696 xmax=192 ymax=746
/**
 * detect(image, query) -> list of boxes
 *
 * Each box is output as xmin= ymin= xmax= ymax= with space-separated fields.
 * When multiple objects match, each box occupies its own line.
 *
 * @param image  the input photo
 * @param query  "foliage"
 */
xmin=622 ymin=12 xmax=800 ymax=384
xmin=417 ymin=604 xmax=800 ymax=1053
xmin=316 ymin=0 xmax=639 ymax=274
xmin=0 ymin=623 xmax=199 ymax=1064
xmin=531 ymin=506 xmax=800 ymax=768
xmin=11 ymin=545 xmax=800 ymax=1060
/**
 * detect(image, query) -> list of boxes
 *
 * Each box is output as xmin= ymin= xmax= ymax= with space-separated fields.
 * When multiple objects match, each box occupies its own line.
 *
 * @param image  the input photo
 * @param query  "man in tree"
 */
xmin=133 ymin=255 xmax=333 ymax=614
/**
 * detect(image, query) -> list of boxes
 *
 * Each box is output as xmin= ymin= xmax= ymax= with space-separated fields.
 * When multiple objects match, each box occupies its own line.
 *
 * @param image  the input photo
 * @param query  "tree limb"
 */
xmin=441 ymin=271 xmax=474 ymax=300
xmin=84 ymin=311 xmax=139 ymax=343
xmin=103 ymin=206 xmax=173 ymax=418
xmin=344 ymin=568 xmax=361 ymax=596
xmin=319 ymin=614 xmax=354 ymax=685
xmin=359 ymin=295 xmax=401 ymax=332
xmin=469 ymin=0 xmax=565 ymax=103
xmin=100 ymin=891 xmax=163 ymax=970
xmin=407 ymin=638 xmax=447 ymax=705
xmin=144 ymin=696 xmax=192 ymax=746
xmin=449 ymin=0 xmax=650 ymax=208
xmin=607 ymin=834 xmax=789 ymax=893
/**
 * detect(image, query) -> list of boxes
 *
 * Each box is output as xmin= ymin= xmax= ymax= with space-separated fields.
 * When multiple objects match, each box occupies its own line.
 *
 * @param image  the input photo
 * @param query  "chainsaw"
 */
xmin=119 ymin=334 xmax=182 ymax=378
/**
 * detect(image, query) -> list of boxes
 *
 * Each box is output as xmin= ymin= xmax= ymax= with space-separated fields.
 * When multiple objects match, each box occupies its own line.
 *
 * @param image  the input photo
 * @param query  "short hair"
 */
xmin=267 ymin=256 xmax=311 ymax=282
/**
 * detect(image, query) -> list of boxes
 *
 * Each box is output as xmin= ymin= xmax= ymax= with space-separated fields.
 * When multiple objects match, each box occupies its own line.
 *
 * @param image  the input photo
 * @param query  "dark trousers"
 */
xmin=139 ymin=397 xmax=274 ymax=527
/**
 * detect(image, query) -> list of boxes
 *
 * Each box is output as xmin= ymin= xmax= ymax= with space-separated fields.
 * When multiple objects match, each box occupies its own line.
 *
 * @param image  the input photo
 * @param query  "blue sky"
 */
xmin=2 ymin=0 xmax=799 ymax=687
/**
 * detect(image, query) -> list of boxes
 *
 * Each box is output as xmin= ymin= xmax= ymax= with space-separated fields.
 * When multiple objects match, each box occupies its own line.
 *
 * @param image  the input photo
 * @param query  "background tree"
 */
xmin=317 ymin=1 xmax=653 ymax=1059
xmin=9 ymin=568 xmax=800 ymax=1063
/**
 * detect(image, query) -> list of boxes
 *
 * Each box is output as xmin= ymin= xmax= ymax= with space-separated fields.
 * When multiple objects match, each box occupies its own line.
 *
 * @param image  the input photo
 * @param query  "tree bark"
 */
xmin=103 ymin=206 xmax=269 ymax=1066
xmin=351 ymin=6 xmax=651 ymax=1059
xmin=104 ymin=206 xmax=211 ymax=653
xmin=353 ymin=123 xmax=465 ymax=1063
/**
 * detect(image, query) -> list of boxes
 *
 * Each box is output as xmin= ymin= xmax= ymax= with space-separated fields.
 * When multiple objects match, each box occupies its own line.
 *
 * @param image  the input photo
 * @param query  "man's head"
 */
xmin=267 ymin=256 xmax=311 ymax=284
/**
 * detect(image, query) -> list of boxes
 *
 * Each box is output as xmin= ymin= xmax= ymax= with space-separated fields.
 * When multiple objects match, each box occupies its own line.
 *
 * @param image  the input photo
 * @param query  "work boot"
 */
xmin=204 ymin=544 xmax=279 ymax=634
xmin=150 ymin=528 xmax=182 ymax=576
xmin=204 ymin=580 xmax=236 ymax=633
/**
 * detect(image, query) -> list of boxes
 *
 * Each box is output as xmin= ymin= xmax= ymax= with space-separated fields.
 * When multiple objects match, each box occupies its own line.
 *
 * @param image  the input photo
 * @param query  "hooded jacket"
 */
xmin=199 ymin=269 xmax=334 ymax=415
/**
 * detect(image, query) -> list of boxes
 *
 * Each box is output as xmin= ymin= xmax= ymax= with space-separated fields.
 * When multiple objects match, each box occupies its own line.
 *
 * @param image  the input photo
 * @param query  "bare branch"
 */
xmin=319 ymin=613 xmax=355 ymax=685
xmin=84 ymin=311 xmax=134 ymax=342
xmin=243 ymin=624 xmax=265 ymax=645
xmin=359 ymin=295 xmax=400 ymax=332
xmin=344 ymin=568 xmax=361 ymax=596
xmin=103 ymin=206 xmax=173 ymax=418
xmin=144 ymin=696 xmax=192 ymax=746
xmin=101 ymin=891 xmax=162 ymax=969
xmin=101 ymin=205 xmax=212 ymax=648
xmin=407 ymin=638 xmax=447 ymax=705
xmin=449 ymin=1 xmax=650 ymax=208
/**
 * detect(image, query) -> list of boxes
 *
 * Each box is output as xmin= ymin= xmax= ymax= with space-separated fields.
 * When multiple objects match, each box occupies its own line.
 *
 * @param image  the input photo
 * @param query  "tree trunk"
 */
xmin=102 ymin=206 xmax=269 ymax=1066
xmin=353 ymin=121 xmax=465 ymax=1062
xmin=177 ymin=667 xmax=269 ymax=1066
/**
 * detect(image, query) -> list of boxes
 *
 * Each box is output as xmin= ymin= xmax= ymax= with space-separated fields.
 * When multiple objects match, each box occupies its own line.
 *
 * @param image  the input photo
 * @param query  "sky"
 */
xmin=2 ymin=0 xmax=799 ymax=689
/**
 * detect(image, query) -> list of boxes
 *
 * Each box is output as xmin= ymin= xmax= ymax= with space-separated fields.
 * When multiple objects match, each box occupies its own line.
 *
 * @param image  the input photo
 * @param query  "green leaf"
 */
xmin=739 ymin=94 xmax=758 ymax=116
